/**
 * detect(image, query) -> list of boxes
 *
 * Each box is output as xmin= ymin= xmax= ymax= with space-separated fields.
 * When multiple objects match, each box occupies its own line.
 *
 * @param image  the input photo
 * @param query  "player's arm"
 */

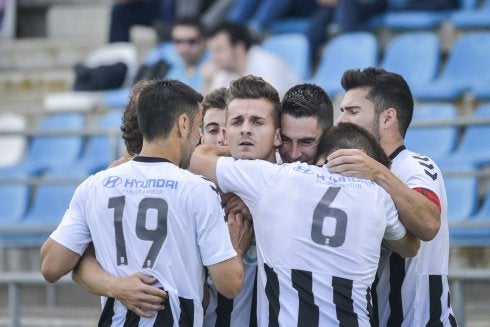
xmin=189 ymin=144 xmax=230 ymax=185
xmin=73 ymin=244 xmax=167 ymax=318
xmin=384 ymin=231 xmax=420 ymax=258
xmin=206 ymin=212 xmax=250 ymax=299
xmin=40 ymin=238 xmax=81 ymax=283
xmin=327 ymin=149 xmax=440 ymax=241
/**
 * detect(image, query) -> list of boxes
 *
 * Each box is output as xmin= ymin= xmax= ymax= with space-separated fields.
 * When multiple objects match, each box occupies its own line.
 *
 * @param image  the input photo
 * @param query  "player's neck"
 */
xmin=139 ymin=139 xmax=180 ymax=166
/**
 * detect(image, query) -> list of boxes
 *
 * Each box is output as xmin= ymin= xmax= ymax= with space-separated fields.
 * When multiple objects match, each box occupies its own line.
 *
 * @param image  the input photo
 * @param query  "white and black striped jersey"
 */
xmin=373 ymin=146 xmax=457 ymax=326
xmin=204 ymin=257 xmax=258 ymax=327
xmin=216 ymin=157 xmax=407 ymax=326
xmin=50 ymin=156 xmax=237 ymax=327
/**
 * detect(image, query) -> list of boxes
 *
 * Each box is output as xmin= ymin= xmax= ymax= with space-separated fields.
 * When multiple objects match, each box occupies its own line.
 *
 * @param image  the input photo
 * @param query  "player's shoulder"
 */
xmin=395 ymin=148 xmax=440 ymax=171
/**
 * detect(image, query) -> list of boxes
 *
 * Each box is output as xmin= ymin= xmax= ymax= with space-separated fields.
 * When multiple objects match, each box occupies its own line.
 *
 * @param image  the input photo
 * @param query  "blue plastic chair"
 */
xmin=309 ymin=32 xmax=378 ymax=97
xmin=77 ymin=111 xmax=123 ymax=174
xmin=262 ymin=33 xmax=311 ymax=80
xmin=9 ymin=168 xmax=89 ymax=247
xmin=415 ymin=32 xmax=490 ymax=101
xmin=450 ymin=0 xmax=490 ymax=29
xmin=0 ymin=113 xmax=85 ymax=177
xmin=451 ymin=186 xmax=490 ymax=247
xmin=405 ymin=103 xmax=458 ymax=161
xmin=443 ymin=170 xmax=479 ymax=223
xmin=269 ymin=18 xmax=310 ymax=35
xmin=0 ymin=181 xmax=30 ymax=227
xmin=438 ymin=104 xmax=490 ymax=168
xmin=380 ymin=32 xmax=440 ymax=98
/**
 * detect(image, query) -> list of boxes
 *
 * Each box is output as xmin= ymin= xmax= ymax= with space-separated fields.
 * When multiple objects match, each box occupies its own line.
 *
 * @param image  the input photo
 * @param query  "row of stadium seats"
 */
xmin=97 ymin=30 xmax=490 ymax=112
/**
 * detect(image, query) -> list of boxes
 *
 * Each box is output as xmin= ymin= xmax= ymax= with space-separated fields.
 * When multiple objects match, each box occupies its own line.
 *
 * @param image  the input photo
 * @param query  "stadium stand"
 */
xmin=405 ymin=103 xmax=458 ymax=161
xmin=0 ymin=113 xmax=27 ymax=168
xmin=450 ymin=0 xmax=490 ymax=30
xmin=262 ymin=33 xmax=311 ymax=81
xmin=309 ymin=31 xmax=378 ymax=98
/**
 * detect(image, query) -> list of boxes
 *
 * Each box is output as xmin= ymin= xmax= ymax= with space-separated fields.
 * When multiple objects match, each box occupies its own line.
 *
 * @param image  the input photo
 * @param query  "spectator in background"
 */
xmin=307 ymin=0 xmax=388 ymax=58
xmin=225 ymin=0 xmax=317 ymax=38
xmin=167 ymin=16 xmax=208 ymax=92
xmin=202 ymin=22 xmax=299 ymax=97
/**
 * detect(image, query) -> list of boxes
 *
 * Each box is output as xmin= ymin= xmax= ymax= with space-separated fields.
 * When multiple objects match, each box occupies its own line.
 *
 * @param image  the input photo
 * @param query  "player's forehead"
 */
xmin=203 ymin=108 xmax=226 ymax=125
xmin=281 ymin=115 xmax=321 ymax=139
xmin=227 ymin=98 xmax=275 ymax=121
xmin=342 ymin=87 xmax=373 ymax=106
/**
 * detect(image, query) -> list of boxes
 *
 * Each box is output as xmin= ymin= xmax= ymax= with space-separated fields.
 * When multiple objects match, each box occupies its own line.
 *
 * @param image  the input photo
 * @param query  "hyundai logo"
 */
xmin=103 ymin=176 xmax=122 ymax=188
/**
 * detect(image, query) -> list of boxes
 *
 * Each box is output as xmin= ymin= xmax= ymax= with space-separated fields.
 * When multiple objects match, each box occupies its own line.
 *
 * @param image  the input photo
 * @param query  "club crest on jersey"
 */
xmin=102 ymin=176 xmax=123 ymax=188
xmin=293 ymin=164 xmax=313 ymax=174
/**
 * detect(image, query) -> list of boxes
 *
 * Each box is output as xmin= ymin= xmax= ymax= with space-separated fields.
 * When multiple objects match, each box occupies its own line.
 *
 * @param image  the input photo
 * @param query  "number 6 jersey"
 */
xmin=50 ymin=157 xmax=237 ymax=326
xmin=216 ymin=157 xmax=408 ymax=327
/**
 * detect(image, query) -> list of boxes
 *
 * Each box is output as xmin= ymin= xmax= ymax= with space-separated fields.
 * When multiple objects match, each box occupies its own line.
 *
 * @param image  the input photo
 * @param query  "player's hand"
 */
xmin=109 ymin=272 xmax=167 ymax=318
xmin=108 ymin=156 xmax=131 ymax=168
xmin=222 ymin=193 xmax=251 ymax=217
xmin=326 ymin=148 xmax=383 ymax=181
xmin=227 ymin=212 xmax=253 ymax=258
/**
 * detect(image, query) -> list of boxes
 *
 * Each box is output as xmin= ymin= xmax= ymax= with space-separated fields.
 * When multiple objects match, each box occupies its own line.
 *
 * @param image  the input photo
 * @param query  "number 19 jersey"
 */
xmin=50 ymin=157 xmax=237 ymax=326
xmin=216 ymin=158 xmax=408 ymax=326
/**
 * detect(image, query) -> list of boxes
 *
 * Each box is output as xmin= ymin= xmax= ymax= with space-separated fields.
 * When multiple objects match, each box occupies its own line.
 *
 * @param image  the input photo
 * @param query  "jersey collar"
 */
xmin=389 ymin=145 xmax=406 ymax=161
xmin=133 ymin=156 xmax=172 ymax=163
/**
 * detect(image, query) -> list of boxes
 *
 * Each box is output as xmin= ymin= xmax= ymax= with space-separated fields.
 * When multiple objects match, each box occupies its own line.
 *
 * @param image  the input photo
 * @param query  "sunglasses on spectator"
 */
xmin=173 ymin=38 xmax=201 ymax=45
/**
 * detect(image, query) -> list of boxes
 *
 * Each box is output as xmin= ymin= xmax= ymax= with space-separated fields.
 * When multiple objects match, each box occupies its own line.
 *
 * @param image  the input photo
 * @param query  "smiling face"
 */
xmin=224 ymin=98 xmax=281 ymax=162
xmin=279 ymin=114 xmax=323 ymax=164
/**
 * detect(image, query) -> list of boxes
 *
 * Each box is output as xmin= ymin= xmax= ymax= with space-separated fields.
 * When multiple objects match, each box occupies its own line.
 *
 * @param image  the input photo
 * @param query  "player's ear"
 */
xmin=382 ymin=108 xmax=396 ymax=128
xmin=222 ymin=127 xmax=229 ymax=146
xmin=177 ymin=113 xmax=190 ymax=138
xmin=273 ymin=128 xmax=282 ymax=147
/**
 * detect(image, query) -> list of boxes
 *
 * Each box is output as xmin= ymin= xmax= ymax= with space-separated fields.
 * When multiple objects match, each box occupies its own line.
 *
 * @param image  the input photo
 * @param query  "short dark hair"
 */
xmin=173 ymin=16 xmax=205 ymax=36
xmin=202 ymin=87 xmax=227 ymax=116
xmin=341 ymin=67 xmax=414 ymax=138
xmin=207 ymin=22 xmax=256 ymax=50
xmin=137 ymin=79 xmax=203 ymax=141
xmin=121 ymin=80 xmax=152 ymax=156
xmin=318 ymin=122 xmax=391 ymax=168
xmin=226 ymin=75 xmax=281 ymax=127
xmin=281 ymin=83 xmax=334 ymax=133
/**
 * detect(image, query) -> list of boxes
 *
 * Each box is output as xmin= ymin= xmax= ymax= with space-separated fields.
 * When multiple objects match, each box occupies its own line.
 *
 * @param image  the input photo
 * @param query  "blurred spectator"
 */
xmin=109 ymin=0 xmax=216 ymax=43
xmin=166 ymin=16 xmax=208 ymax=92
xmin=307 ymin=0 xmax=388 ymax=58
xmin=226 ymin=0 xmax=317 ymax=37
xmin=202 ymin=22 xmax=299 ymax=97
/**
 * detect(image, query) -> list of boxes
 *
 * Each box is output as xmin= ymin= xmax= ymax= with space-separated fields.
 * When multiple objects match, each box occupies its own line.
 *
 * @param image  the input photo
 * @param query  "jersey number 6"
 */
xmin=109 ymin=196 xmax=168 ymax=268
xmin=311 ymin=187 xmax=347 ymax=247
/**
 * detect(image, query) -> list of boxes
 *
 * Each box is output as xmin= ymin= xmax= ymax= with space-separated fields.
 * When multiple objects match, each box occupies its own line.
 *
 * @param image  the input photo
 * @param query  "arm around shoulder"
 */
xmin=189 ymin=144 xmax=230 ymax=184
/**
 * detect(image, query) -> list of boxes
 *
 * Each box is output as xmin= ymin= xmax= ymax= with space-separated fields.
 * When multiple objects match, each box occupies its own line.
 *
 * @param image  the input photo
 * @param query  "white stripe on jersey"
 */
xmin=216 ymin=158 xmax=407 ymax=326
xmin=374 ymin=148 xmax=457 ymax=326
xmin=50 ymin=158 xmax=237 ymax=326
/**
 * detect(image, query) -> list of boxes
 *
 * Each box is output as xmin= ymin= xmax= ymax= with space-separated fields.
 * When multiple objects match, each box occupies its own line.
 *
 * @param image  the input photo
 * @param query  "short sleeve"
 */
xmin=193 ymin=178 xmax=237 ymax=267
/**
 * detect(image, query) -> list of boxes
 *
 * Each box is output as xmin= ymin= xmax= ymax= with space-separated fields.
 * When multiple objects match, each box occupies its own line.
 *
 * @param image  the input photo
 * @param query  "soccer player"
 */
xmin=203 ymin=75 xmax=282 ymax=327
xmin=328 ymin=67 xmax=456 ymax=326
xmin=40 ymin=79 xmax=244 ymax=326
xmin=201 ymin=87 xmax=227 ymax=146
xmin=189 ymin=122 xmax=421 ymax=326
xmin=279 ymin=83 xmax=334 ymax=164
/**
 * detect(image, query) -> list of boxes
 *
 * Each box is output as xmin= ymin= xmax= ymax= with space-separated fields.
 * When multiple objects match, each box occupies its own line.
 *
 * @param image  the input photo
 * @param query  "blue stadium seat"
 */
xmin=405 ymin=103 xmax=458 ymax=161
xmin=368 ymin=0 xmax=478 ymax=30
xmin=443 ymin=170 xmax=480 ymax=223
xmin=72 ymin=111 xmax=123 ymax=174
xmin=415 ymin=32 xmax=490 ymax=102
xmin=0 ymin=178 xmax=30 ymax=228
xmin=309 ymin=32 xmax=378 ymax=97
xmin=450 ymin=0 xmax=490 ymax=29
xmin=472 ymin=79 xmax=490 ymax=100
xmin=262 ymin=33 xmax=311 ymax=80
xmin=9 ymin=168 xmax=89 ymax=247
xmin=438 ymin=103 xmax=490 ymax=168
xmin=0 ymin=113 xmax=85 ymax=177
xmin=451 ymin=186 xmax=490 ymax=247
xmin=269 ymin=18 xmax=310 ymax=35
xmin=380 ymin=32 xmax=440 ymax=98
